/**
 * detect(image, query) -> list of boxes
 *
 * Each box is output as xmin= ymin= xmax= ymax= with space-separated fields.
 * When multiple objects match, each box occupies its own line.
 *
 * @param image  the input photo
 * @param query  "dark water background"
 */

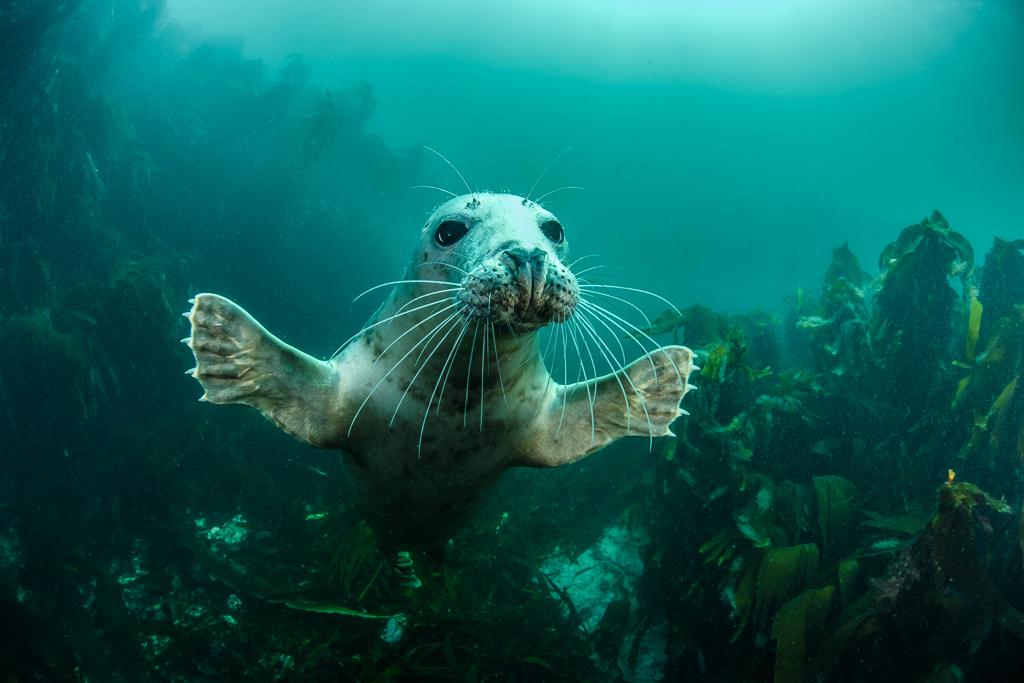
xmin=1 ymin=1 xmax=1023 ymax=681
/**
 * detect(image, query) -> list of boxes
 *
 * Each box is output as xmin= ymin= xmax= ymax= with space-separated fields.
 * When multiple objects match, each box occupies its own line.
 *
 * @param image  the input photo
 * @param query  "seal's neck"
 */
xmin=371 ymin=285 xmax=546 ymax=387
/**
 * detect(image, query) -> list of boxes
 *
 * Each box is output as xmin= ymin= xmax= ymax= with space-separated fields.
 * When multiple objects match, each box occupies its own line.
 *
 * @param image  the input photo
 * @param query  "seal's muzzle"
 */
xmin=500 ymin=247 xmax=548 ymax=317
xmin=460 ymin=244 xmax=577 ymax=329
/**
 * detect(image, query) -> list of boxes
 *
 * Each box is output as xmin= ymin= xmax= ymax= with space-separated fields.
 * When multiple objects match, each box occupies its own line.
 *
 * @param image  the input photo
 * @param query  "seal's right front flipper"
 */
xmin=519 ymin=345 xmax=695 ymax=467
xmin=184 ymin=293 xmax=345 ymax=448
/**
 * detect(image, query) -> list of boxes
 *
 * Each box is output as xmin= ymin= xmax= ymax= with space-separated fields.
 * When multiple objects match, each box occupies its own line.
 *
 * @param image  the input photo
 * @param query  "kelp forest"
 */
xmin=2 ymin=2 xmax=1023 ymax=682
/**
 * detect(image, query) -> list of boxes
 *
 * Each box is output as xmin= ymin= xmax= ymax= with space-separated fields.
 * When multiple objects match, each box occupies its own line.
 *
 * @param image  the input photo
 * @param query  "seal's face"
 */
xmin=418 ymin=193 xmax=579 ymax=331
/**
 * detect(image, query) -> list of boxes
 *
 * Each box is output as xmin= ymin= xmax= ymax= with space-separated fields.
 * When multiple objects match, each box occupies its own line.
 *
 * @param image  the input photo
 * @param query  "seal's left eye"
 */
xmin=540 ymin=220 xmax=564 ymax=244
xmin=435 ymin=220 xmax=469 ymax=247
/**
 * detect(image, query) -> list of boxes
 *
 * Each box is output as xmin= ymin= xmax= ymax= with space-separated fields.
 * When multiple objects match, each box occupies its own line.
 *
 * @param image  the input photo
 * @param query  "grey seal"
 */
xmin=183 ymin=192 xmax=695 ymax=550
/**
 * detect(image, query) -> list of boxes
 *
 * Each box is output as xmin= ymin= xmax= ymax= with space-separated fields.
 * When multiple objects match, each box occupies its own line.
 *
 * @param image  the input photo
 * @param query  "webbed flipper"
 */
xmin=520 ymin=345 xmax=695 ymax=467
xmin=184 ymin=293 xmax=345 ymax=448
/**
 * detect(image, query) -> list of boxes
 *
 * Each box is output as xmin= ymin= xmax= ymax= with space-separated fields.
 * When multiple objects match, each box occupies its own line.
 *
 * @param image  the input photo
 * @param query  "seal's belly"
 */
xmin=341 ymin=438 xmax=506 ymax=549
xmin=332 ymin=323 xmax=549 ymax=548
xmin=340 ymin=405 xmax=516 ymax=548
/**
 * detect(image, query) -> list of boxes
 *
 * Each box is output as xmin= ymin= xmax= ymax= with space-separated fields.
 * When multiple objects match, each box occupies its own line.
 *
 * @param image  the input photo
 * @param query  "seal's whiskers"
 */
xmin=572 ymin=265 xmax=610 ymax=279
xmin=580 ymin=307 xmax=628 ymax=367
xmin=574 ymin=313 xmax=636 ymax=434
xmin=347 ymin=306 xmax=463 ymax=437
xmin=393 ymin=287 xmax=462 ymax=316
xmin=578 ymin=283 xmax=683 ymax=318
xmin=423 ymin=146 xmax=475 ymax=198
xmin=577 ymin=299 xmax=658 ymax=376
xmin=370 ymin=301 xmax=462 ymax=365
xmin=525 ymin=146 xmax=575 ymax=203
xmin=463 ymin=320 xmax=480 ymax=428
xmin=422 ymin=261 xmax=470 ymax=275
xmin=567 ymin=318 xmax=597 ymax=445
xmin=352 ymin=279 xmax=454 ymax=302
xmin=540 ymin=319 xmax=558 ymax=368
xmin=504 ymin=319 xmax=519 ymax=343
xmin=479 ymin=319 xmax=488 ymax=431
xmin=490 ymin=322 xmax=509 ymax=408
xmin=575 ymin=311 xmax=655 ymax=446
xmin=418 ymin=314 xmax=473 ymax=458
xmin=411 ymin=184 xmax=458 ymax=198
xmin=533 ymin=186 xmax=585 ymax=205
xmin=556 ymin=323 xmax=570 ymax=437
xmin=390 ymin=307 xmax=467 ymax=427
xmin=577 ymin=299 xmax=685 ymax=385
xmin=575 ymin=284 xmax=653 ymax=328
xmin=435 ymin=316 xmax=471 ymax=417
xmin=567 ymin=254 xmax=599 ymax=270
xmin=331 ymin=294 xmax=457 ymax=359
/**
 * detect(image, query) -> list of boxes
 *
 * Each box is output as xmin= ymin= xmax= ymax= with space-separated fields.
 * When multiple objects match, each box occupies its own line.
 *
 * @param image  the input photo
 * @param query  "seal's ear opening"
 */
xmin=435 ymin=219 xmax=469 ymax=246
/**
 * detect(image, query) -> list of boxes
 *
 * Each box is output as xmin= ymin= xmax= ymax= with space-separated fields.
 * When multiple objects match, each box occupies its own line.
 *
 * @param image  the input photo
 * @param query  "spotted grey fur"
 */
xmin=183 ymin=193 xmax=694 ymax=549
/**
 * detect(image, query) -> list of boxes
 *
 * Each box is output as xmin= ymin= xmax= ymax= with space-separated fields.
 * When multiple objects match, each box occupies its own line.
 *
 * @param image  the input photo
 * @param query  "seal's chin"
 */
xmin=459 ymin=259 xmax=578 ymax=330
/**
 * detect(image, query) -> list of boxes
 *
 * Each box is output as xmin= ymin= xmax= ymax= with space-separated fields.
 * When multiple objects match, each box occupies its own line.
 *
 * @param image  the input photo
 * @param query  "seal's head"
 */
xmin=416 ymin=193 xmax=579 ymax=331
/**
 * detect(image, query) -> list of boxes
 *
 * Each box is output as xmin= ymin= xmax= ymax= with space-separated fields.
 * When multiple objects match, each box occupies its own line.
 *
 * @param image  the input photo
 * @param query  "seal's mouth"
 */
xmin=459 ymin=248 xmax=578 ymax=329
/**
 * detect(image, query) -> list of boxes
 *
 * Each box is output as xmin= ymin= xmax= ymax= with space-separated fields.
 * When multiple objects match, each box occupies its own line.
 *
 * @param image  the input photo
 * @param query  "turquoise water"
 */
xmin=2 ymin=1 xmax=1023 ymax=680
xmin=170 ymin=0 xmax=1024 ymax=312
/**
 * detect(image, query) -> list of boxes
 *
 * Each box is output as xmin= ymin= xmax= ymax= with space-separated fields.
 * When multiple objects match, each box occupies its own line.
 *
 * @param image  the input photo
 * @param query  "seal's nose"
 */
xmin=501 ymin=247 xmax=548 ymax=314
xmin=503 ymin=247 xmax=546 ymax=269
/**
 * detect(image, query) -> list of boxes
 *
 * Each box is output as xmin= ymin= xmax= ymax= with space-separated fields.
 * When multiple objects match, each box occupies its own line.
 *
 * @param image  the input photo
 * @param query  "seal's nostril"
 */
xmin=503 ymin=247 xmax=547 ymax=270
xmin=503 ymin=247 xmax=532 ymax=269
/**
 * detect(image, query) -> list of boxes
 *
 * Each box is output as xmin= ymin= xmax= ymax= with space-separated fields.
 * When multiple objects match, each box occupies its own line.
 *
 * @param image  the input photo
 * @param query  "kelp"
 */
xmin=758 ymin=479 xmax=1019 ymax=682
xmin=754 ymin=544 xmax=821 ymax=629
xmin=978 ymin=237 xmax=1024 ymax=339
xmin=771 ymin=585 xmax=836 ymax=683
xmin=664 ymin=218 xmax=1024 ymax=681
xmin=3 ymin=1 xmax=1024 ymax=679
xmin=798 ymin=242 xmax=872 ymax=382
xmin=813 ymin=476 xmax=856 ymax=556
xmin=870 ymin=210 xmax=974 ymax=405
xmin=952 ymin=263 xmax=1024 ymax=484
xmin=859 ymin=510 xmax=930 ymax=537
xmin=270 ymin=599 xmax=399 ymax=619
xmin=629 ymin=303 xmax=728 ymax=347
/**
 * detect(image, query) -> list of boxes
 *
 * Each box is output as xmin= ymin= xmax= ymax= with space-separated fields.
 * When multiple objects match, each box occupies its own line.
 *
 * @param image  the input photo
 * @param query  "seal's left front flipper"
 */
xmin=520 ymin=345 xmax=695 ymax=467
xmin=184 ymin=293 xmax=345 ymax=448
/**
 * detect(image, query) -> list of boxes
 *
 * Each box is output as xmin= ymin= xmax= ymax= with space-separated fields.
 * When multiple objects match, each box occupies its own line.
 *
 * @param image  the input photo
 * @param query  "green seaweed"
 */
xmin=3 ymin=2 xmax=1024 ymax=679
xmin=270 ymin=599 xmax=399 ymax=619
xmin=754 ymin=544 xmax=820 ymax=629
xmin=813 ymin=476 xmax=856 ymax=555
xmin=771 ymin=585 xmax=836 ymax=683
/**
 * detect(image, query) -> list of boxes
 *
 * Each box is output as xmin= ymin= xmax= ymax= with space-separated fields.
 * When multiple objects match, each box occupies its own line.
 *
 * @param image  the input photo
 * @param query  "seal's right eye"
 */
xmin=434 ymin=220 xmax=469 ymax=247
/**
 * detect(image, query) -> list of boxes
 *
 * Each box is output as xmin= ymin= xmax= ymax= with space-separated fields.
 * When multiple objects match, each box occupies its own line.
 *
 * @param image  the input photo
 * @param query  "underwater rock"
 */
xmin=540 ymin=522 xmax=647 ymax=633
xmin=381 ymin=614 xmax=406 ymax=644
xmin=205 ymin=514 xmax=249 ymax=546
xmin=851 ymin=480 xmax=1024 ymax=678
xmin=540 ymin=521 xmax=668 ymax=681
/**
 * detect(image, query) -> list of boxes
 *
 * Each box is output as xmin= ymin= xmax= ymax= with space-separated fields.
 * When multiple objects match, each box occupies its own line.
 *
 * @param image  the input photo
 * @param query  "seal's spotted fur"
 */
xmin=184 ymin=193 xmax=694 ymax=549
